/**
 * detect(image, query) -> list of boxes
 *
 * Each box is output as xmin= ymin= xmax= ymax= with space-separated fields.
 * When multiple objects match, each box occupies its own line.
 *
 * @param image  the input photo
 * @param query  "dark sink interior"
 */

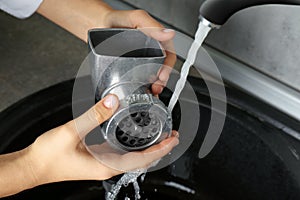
xmin=0 ymin=75 xmax=299 ymax=200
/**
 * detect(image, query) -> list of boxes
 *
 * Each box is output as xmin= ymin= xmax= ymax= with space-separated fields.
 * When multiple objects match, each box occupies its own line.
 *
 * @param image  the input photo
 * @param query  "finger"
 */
xmin=142 ymin=130 xmax=179 ymax=155
xmin=88 ymin=142 xmax=122 ymax=155
xmin=156 ymin=41 xmax=177 ymax=91
xmin=106 ymin=10 xmax=162 ymax=28
xmin=123 ymin=132 xmax=179 ymax=171
xmin=171 ymin=130 xmax=180 ymax=138
xmin=159 ymin=51 xmax=177 ymax=80
xmin=152 ymin=79 xmax=166 ymax=95
xmin=145 ymin=28 xmax=175 ymax=42
xmin=68 ymin=94 xmax=119 ymax=143
xmin=152 ymin=83 xmax=164 ymax=95
xmin=107 ymin=9 xmax=177 ymax=94
xmin=129 ymin=10 xmax=175 ymax=41
xmin=106 ymin=10 xmax=175 ymax=42
xmin=96 ymin=131 xmax=179 ymax=172
xmin=154 ymin=40 xmax=177 ymax=95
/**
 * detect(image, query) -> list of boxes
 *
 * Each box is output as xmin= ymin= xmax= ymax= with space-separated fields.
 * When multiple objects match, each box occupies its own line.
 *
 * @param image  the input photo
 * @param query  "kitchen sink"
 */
xmin=0 ymin=75 xmax=299 ymax=200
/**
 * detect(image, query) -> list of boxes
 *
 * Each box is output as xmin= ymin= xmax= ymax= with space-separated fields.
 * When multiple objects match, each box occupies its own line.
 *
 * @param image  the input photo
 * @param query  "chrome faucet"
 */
xmin=196 ymin=0 xmax=300 ymax=158
xmin=199 ymin=0 xmax=300 ymax=29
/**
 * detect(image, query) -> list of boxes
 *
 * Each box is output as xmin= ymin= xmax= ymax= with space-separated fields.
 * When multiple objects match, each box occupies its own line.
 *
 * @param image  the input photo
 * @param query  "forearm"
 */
xmin=36 ymin=0 xmax=113 ymax=42
xmin=0 ymin=147 xmax=36 ymax=198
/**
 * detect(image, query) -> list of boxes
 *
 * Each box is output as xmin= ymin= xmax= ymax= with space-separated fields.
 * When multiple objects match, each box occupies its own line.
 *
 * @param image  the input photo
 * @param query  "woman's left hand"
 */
xmin=104 ymin=9 xmax=177 ymax=95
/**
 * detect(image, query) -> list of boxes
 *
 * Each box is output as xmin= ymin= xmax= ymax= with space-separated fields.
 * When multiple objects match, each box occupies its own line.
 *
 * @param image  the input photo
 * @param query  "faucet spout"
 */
xmin=199 ymin=0 xmax=300 ymax=28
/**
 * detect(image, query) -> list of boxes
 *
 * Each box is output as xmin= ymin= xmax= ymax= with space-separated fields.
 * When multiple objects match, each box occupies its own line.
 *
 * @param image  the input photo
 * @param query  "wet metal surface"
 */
xmin=87 ymin=29 xmax=172 ymax=151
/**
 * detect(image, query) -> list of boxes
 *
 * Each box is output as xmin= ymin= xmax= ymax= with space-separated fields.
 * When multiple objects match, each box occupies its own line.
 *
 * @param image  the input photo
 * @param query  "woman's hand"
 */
xmin=37 ymin=0 xmax=176 ymax=95
xmin=104 ymin=9 xmax=177 ymax=95
xmin=0 ymin=94 xmax=179 ymax=198
xmin=29 ymin=94 xmax=179 ymax=182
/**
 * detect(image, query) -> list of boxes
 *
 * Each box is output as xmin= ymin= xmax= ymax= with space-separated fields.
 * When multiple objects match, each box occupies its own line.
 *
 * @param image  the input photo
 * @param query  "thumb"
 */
xmin=72 ymin=94 xmax=119 ymax=141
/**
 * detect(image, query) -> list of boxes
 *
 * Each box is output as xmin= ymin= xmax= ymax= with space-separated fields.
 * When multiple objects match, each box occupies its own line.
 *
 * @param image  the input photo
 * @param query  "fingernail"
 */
xmin=174 ymin=132 xmax=179 ymax=138
xmin=172 ymin=131 xmax=179 ymax=138
xmin=103 ymin=95 xmax=118 ymax=108
xmin=162 ymin=28 xmax=174 ymax=33
xmin=157 ymin=86 xmax=163 ymax=94
xmin=173 ymin=138 xmax=179 ymax=146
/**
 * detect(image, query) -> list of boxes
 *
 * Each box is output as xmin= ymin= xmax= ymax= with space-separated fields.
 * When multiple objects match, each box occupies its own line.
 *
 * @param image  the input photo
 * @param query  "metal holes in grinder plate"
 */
xmin=116 ymin=111 xmax=161 ymax=149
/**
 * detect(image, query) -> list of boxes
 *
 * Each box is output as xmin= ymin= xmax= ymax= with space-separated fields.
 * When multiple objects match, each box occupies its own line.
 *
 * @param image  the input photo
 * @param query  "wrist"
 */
xmin=20 ymin=146 xmax=41 ymax=189
xmin=37 ymin=0 xmax=115 ymax=41
xmin=25 ymin=139 xmax=57 ymax=186
xmin=0 ymin=147 xmax=40 ymax=197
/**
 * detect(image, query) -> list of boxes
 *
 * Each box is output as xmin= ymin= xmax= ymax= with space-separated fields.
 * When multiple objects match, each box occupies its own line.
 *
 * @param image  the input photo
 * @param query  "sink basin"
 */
xmin=0 ymin=75 xmax=299 ymax=200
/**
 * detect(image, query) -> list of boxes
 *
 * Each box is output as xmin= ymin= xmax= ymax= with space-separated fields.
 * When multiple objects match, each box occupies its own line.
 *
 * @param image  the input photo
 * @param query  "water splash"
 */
xmin=105 ymin=160 xmax=160 ymax=200
xmin=105 ymin=170 xmax=145 ymax=200
xmin=105 ymin=22 xmax=211 ymax=200
xmin=168 ymin=21 xmax=211 ymax=112
xmin=164 ymin=181 xmax=195 ymax=194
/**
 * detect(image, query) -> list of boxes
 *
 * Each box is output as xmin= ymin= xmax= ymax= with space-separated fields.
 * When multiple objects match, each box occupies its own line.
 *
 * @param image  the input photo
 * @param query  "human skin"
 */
xmin=0 ymin=95 xmax=179 ymax=198
xmin=36 ymin=0 xmax=176 ymax=95
xmin=0 ymin=0 xmax=179 ymax=197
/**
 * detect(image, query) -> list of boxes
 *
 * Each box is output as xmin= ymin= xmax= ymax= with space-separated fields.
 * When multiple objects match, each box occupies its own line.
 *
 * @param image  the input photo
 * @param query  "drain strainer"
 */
xmin=115 ymin=111 xmax=161 ymax=148
xmin=101 ymin=94 xmax=172 ymax=151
